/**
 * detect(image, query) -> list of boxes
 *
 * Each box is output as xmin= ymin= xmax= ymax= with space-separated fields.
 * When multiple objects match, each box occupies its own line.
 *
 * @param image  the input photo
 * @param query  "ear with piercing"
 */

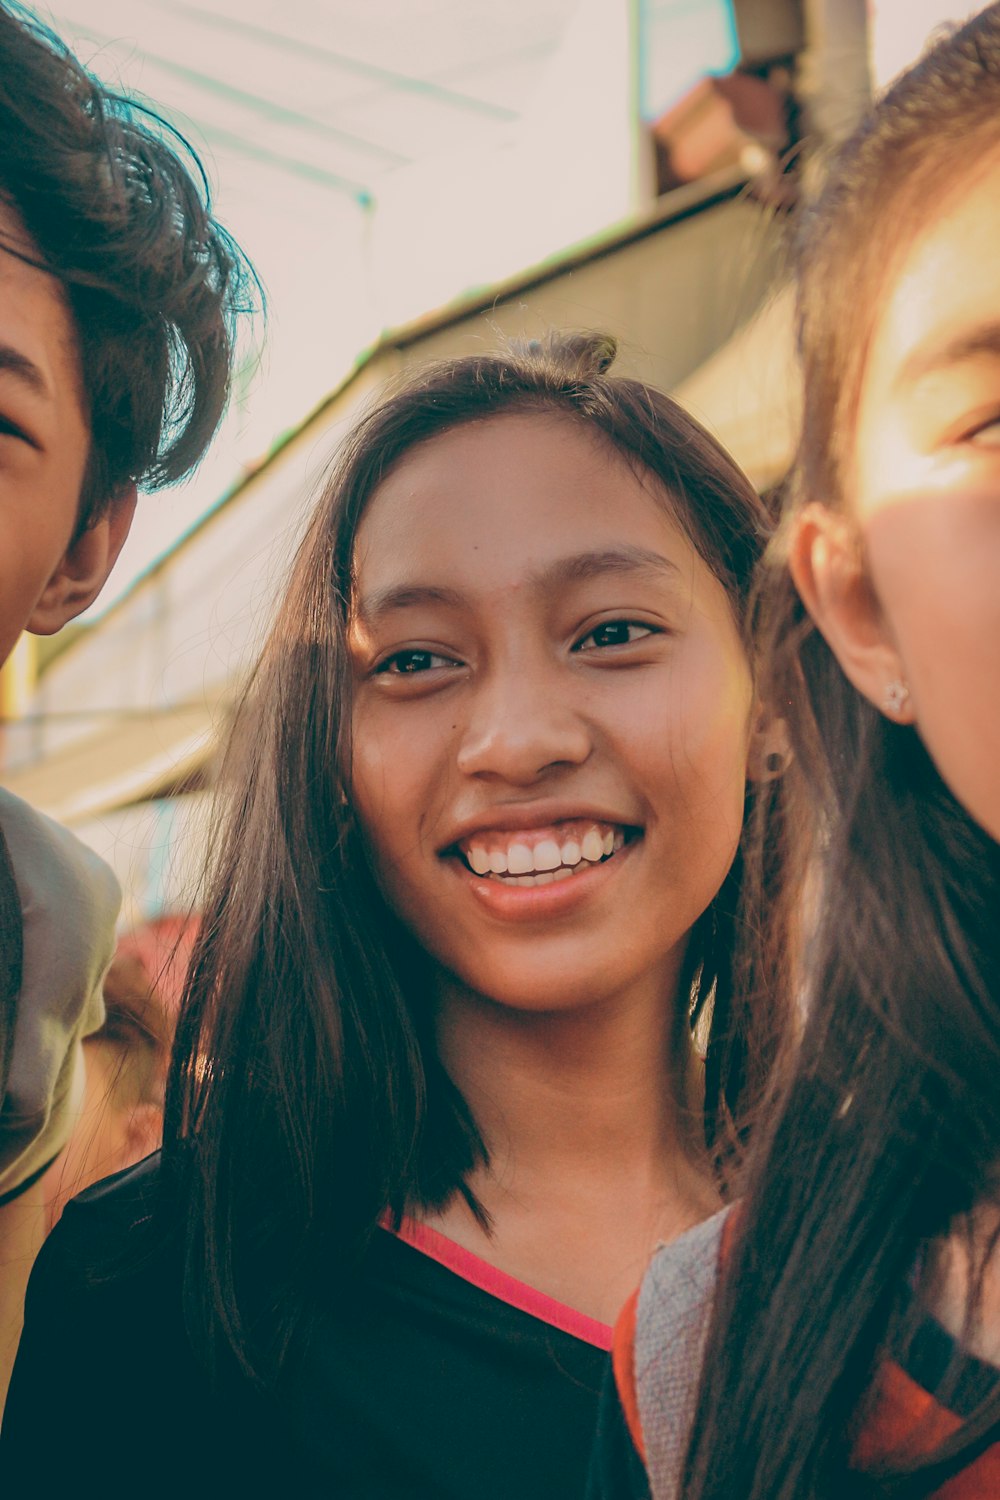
xmin=883 ymin=679 xmax=911 ymax=719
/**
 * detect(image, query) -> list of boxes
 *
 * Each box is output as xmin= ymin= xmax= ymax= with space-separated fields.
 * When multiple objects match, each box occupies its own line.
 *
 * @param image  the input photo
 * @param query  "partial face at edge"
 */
xmin=0 ymin=202 xmax=134 ymax=668
xmin=348 ymin=411 xmax=754 ymax=1017
xmin=850 ymin=153 xmax=1000 ymax=842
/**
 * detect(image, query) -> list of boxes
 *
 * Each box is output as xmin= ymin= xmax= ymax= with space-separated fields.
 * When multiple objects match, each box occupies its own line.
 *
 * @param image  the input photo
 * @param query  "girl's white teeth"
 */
xmin=533 ymin=839 xmax=562 ymax=871
xmin=508 ymin=843 xmax=534 ymax=875
xmin=580 ymin=828 xmax=604 ymax=863
xmin=464 ymin=824 xmax=628 ymax=883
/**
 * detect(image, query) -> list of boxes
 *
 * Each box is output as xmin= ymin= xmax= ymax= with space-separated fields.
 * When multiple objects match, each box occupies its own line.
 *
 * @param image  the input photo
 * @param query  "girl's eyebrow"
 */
xmin=896 ymin=318 xmax=1000 ymax=391
xmin=355 ymin=544 xmax=681 ymax=625
xmin=356 ymin=583 xmax=465 ymax=623
xmin=0 ymin=340 xmax=49 ymax=395
xmin=544 ymin=544 xmax=680 ymax=588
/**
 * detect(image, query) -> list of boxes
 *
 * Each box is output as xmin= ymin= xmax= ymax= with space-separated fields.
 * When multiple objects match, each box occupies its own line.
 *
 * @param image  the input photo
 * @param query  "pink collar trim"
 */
xmin=387 ymin=1217 xmax=613 ymax=1352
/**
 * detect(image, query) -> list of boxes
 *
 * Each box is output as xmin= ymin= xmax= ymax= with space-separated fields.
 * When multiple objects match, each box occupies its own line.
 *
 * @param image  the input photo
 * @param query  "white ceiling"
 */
xmin=47 ymin=0 xmax=581 ymax=202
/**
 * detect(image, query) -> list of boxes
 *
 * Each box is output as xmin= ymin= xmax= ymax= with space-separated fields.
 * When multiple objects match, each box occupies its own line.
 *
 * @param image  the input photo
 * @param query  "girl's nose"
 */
xmin=455 ymin=667 xmax=593 ymax=785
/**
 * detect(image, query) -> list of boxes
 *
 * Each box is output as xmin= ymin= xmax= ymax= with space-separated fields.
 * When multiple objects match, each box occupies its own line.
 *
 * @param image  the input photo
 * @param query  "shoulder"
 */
xmin=3 ymin=1152 xmax=268 ymax=1488
xmin=0 ymin=789 xmax=120 ymax=1195
xmin=7 ymin=1152 xmax=187 ymax=1404
xmin=636 ymin=1207 xmax=730 ymax=1365
xmin=24 ymin=1150 xmax=176 ymax=1302
xmin=10 ymin=1151 xmax=183 ymax=1362
xmin=0 ymin=787 xmax=120 ymax=941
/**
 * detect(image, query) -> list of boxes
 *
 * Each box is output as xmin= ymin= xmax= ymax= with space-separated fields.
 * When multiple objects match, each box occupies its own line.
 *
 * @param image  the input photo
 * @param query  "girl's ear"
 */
xmin=27 ymin=485 xmax=138 ymax=636
xmin=789 ymin=502 xmax=915 ymax=723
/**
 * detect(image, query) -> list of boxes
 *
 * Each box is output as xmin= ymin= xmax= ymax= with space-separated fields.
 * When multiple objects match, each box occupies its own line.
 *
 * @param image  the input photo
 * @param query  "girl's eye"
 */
xmin=574 ymin=620 xmax=658 ymax=652
xmin=0 ymin=414 xmax=33 ymax=443
xmin=375 ymin=649 xmax=458 ymax=675
xmin=969 ymin=416 xmax=1000 ymax=447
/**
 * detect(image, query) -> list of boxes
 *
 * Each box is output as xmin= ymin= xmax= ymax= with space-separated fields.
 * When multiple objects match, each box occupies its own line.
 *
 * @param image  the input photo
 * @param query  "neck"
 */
xmin=440 ymin=964 xmax=705 ymax=1175
xmin=415 ymin=959 xmax=721 ymax=1321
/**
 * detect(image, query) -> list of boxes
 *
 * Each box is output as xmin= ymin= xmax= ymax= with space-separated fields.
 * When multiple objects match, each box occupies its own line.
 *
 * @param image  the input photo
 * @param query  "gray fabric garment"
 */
xmin=0 ymin=788 xmax=120 ymax=1196
xmin=634 ymin=1207 xmax=730 ymax=1500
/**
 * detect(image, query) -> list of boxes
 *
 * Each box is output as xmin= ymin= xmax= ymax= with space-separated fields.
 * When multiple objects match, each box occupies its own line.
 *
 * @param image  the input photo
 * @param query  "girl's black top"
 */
xmin=1 ymin=1152 xmax=610 ymax=1498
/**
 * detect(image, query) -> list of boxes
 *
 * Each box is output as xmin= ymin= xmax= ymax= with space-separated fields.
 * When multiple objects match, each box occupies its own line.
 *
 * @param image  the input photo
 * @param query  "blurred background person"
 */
xmin=39 ymin=927 xmax=196 ymax=1233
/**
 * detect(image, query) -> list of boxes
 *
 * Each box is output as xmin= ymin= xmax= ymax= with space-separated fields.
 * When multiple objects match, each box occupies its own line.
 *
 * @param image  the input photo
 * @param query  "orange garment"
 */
xmin=857 ymin=1361 xmax=1000 ymax=1496
xmin=615 ymin=1220 xmax=1000 ymax=1495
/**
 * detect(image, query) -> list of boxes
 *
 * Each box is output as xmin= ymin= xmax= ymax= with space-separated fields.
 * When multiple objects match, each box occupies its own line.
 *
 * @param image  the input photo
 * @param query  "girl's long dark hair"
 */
xmin=683 ymin=10 xmax=1000 ymax=1497
xmin=160 ymin=332 xmax=791 ymax=1385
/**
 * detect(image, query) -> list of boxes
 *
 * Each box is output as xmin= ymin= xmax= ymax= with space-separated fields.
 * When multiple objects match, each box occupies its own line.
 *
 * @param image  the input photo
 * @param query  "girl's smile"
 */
xmin=444 ymin=809 xmax=636 ymax=921
xmin=349 ymin=410 xmax=755 ymax=1015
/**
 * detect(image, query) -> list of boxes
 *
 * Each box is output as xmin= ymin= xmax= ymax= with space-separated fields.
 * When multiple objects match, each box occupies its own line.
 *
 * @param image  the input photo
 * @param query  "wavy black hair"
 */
xmin=0 ymin=0 xmax=256 ymax=525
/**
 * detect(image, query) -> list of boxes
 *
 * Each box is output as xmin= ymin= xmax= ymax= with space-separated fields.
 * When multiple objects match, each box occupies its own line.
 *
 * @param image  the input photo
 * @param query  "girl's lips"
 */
xmin=446 ymin=834 xmax=639 ymax=922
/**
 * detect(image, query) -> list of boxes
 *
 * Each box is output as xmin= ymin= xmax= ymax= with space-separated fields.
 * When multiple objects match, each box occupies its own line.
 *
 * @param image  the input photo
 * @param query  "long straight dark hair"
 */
xmin=161 ymin=332 xmax=791 ymax=1386
xmin=683 ymin=11 xmax=1000 ymax=1498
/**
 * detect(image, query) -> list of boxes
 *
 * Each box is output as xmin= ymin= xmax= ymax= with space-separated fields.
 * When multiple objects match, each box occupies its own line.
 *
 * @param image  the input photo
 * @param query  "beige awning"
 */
xmin=1 ymin=703 xmax=218 ymax=826
xmin=673 ymin=283 xmax=798 ymax=490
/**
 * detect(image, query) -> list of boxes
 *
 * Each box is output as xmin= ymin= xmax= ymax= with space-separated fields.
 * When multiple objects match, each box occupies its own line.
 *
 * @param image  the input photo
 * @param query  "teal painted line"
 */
xmin=146 ymin=799 xmax=174 ymax=918
xmin=184 ymin=119 xmax=374 ymax=202
xmin=121 ymin=46 xmax=410 ymax=167
xmin=167 ymin=0 xmax=520 ymax=121
xmin=643 ymin=0 xmax=737 ymax=28
xmin=49 ymin=9 xmax=376 ymax=199
xmin=638 ymin=0 xmax=741 ymax=119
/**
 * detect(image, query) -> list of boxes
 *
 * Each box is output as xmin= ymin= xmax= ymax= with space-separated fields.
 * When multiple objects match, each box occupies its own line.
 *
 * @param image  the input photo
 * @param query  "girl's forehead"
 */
xmin=351 ymin=410 xmax=697 ymax=594
xmin=862 ymin=153 xmax=1000 ymax=397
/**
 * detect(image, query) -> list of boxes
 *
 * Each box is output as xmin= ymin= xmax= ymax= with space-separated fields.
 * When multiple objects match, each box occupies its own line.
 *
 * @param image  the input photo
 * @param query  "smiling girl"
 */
xmin=598 ymin=9 xmax=1000 ymax=1499
xmin=2 ymin=334 xmax=787 ymax=1495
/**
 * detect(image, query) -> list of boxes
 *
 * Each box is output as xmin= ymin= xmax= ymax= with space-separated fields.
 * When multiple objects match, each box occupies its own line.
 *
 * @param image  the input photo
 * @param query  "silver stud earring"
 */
xmin=883 ymin=679 xmax=910 ymax=717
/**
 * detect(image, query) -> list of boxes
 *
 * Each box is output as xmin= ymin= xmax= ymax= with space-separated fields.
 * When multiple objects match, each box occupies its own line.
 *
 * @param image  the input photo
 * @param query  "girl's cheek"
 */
xmin=863 ymin=495 xmax=1000 ymax=839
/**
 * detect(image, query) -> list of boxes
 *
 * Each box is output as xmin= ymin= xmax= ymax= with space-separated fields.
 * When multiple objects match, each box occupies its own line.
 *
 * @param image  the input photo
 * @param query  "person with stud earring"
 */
xmin=592 ymin=8 xmax=1000 ymax=1497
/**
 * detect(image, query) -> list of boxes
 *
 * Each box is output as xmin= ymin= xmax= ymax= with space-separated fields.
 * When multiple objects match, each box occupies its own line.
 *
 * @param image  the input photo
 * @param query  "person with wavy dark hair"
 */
xmin=0 ymin=1 xmax=250 ymax=542
xmin=594 ymin=7 xmax=1000 ymax=1498
xmin=1 ymin=332 xmax=790 ymax=1494
xmin=0 ymin=0 xmax=251 ymax=1405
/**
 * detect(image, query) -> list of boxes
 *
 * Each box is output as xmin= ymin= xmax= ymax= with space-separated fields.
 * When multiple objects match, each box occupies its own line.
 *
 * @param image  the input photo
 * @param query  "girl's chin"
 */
xmin=440 ymin=977 xmax=623 ymax=1016
xmin=433 ymin=945 xmax=678 ymax=1019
